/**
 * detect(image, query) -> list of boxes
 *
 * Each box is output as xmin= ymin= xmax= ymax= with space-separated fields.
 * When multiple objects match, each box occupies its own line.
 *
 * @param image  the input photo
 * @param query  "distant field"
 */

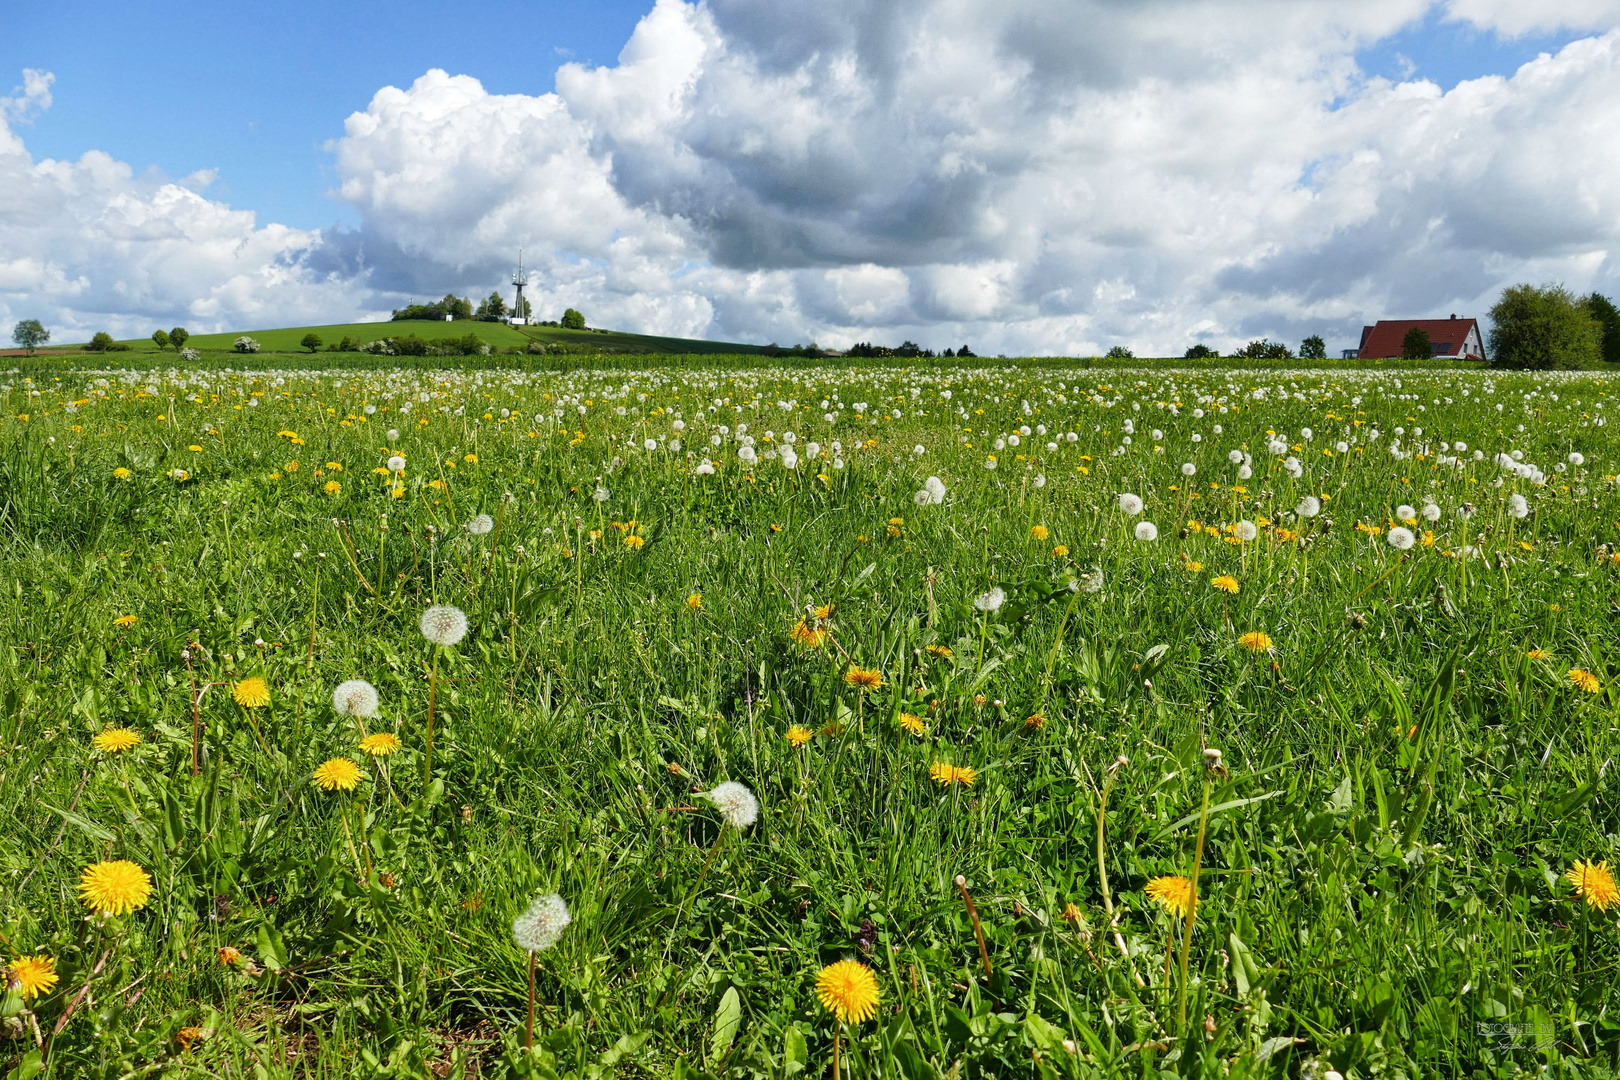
xmin=33 ymin=320 xmax=772 ymax=356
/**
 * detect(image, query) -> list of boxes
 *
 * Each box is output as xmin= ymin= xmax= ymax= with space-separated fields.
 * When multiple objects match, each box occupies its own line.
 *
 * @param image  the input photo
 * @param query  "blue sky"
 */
xmin=0 ymin=0 xmax=652 ymax=229
xmin=2 ymin=0 xmax=1617 ymax=353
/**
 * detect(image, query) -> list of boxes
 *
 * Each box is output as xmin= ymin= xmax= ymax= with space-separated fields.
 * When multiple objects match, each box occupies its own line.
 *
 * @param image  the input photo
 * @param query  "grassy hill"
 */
xmin=37 ymin=320 xmax=771 ymax=356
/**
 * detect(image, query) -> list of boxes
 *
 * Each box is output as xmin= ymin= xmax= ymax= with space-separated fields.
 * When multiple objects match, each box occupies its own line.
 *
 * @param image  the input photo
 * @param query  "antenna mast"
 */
xmin=510 ymin=250 xmax=529 ymax=324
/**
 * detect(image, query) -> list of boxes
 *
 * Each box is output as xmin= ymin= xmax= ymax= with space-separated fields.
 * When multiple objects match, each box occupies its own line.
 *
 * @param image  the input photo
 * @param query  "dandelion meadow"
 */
xmin=3 ymin=356 xmax=1619 ymax=1075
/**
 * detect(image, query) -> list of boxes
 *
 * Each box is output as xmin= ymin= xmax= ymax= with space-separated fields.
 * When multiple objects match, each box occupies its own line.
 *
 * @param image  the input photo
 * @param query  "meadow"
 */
xmin=0 ymin=356 xmax=1617 ymax=1078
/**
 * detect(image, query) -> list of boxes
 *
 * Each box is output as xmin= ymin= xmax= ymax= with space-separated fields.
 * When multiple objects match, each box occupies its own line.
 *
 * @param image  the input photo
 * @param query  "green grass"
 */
xmin=34 ymin=320 xmax=770 ymax=357
xmin=1 ymin=359 xmax=1617 ymax=1078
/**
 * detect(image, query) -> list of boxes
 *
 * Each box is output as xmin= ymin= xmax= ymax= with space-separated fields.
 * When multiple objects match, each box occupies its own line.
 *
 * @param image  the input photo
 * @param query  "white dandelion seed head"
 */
xmin=1033 ymin=473 xmax=1046 ymax=488
xmin=593 ymin=485 xmax=610 ymax=502
xmin=984 ymin=456 xmax=997 ymax=470
xmin=1235 ymin=520 xmax=1258 ymax=542
xmin=1237 ymin=464 xmax=1253 ymax=480
xmin=420 ymin=604 xmax=468 ymax=647
xmin=644 ymin=439 xmax=658 ymax=452
xmin=925 ymin=476 xmax=947 ymax=503
xmin=332 ymin=679 xmax=379 ymax=718
xmin=780 ymin=447 xmax=799 ymax=470
xmin=1396 ymin=504 xmax=1416 ymax=521
xmin=1181 ymin=463 xmax=1196 ymax=476
xmin=1228 ymin=450 xmax=1243 ymax=465
xmin=1300 ymin=428 xmax=1313 ymax=441
xmin=974 ymin=586 xmax=1006 ymax=612
xmin=1296 ymin=496 xmax=1321 ymax=518
xmin=806 ymin=442 xmax=821 ymax=459
xmin=1134 ymin=521 xmax=1159 ymax=542
xmin=387 ymin=455 xmax=406 ymax=472
xmin=1267 ymin=439 xmax=1288 ymax=456
xmin=1335 ymin=441 xmax=1349 ymax=453
xmin=1508 ymin=493 xmax=1529 ymax=518
xmin=468 ymin=514 xmax=494 ymax=535
xmin=1569 ymin=451 xmax=1585 ymax=466
xmin=913 ymin=444 xmax=926 ymax=456
xmin=1118 ymin=493 xmax=1144 ymax=516
xmin=1079 ymin=568 xmax=1105 ymax=593
xmin=1422 ymin=503 xmax=1441 ymax=522
xmin=512 ymin=893 xmax=571 ymax=952
xmin=704 ymin=781 xmax=759 ymax=829
xmin=695 ymin=460 xmax=716 ymax=476
xmin=386 ymin=429 xmax=401 ymax=441
xmin=738 ymin=445 xmax=757 ymax=463
xmin=914 ymin=489 xmax=933 ymax=506
xmin=1387 ymin=526 xmax=1416 ymax=550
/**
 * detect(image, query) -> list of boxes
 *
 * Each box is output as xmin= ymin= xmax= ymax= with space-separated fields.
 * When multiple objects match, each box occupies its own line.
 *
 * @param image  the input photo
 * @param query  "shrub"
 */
xmin=327 ymin=336 xmax=359 ymax=352
xmin=1105 ymin=345 xmax=1135 ymax=359
xmin=233 ymin=336 xmax=260 ymax=353
xmin=84 ymin=331 xmax=117 ymax=352
xmin=300 ymin=332 xmax=323 ymax=353
xmin=1184 ymin=344 xmax=1219 ymax=359
xmin=180 ymin=347 xmax=200 ymax=361
xmin=560 ymin=308 xmax=587 ymax=330
xmin=1489 ymin=283 xmax=1602 ymax=370
xmin=1400 ymin=326 xmax=1432 ymax=360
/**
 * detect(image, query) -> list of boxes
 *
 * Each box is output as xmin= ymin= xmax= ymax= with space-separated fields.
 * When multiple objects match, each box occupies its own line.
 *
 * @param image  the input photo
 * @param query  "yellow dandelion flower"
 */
xmin=1528 ymin=648 xmax=1550 ymax=660
xmin=6 ymin=955 xmax=59 ymax=1001
xmin=1146 ymin=875 xmax=1194 ymax=918
xmin=1211 ymin=575 xmax=1239 ymax=594
xmin=818 ymin=719 xmax=845 ymax=737
xmin=815 ymin=959 xmax=880 ymax=1024
xmin=686 ymin=593 xmax=703 ymax=611
xmin=845 ymin=666 xmax=884 ymax=691
xmin=78 ymin=859 xmax=154 ymax=916
xmin=359 ymin=733 xmax=402 ymax=757
xmin=1052 ymin=544 xmax=1069 ymax=557
xmin=1031 ymin=525 xmax=1049 ymax=541
xmin=624 ymin=534 xmax=645 ymax=549
xmin=463 ymin=454 xmax=478 ymax=464
xmin=323 ymin=480 xmax=342 ymax=495
xmin=113 ymin=614 xmax=139 ymax=628
xmin=233 ymin=677 xmax=271 ymax=708
xmin=175 ymin=1026 xmax=203 ymax=1050
xmin=1059 ymin=902 xmax=1084 ymax=924
xmin=929 ymin=762 xmax=977 ymax=787
xmin=113 ymin=467 xmax=131 ymax=480
xmin=790 ymin=620 xmax=828 ymax=648
xmin=786 ymin=725 xmax=814 ymax=747
xmin=1566 ymin=860 xmax=1619 ymax=910
xmin=925 ymin=644 xmax=953 ymax=658
xmin=218 ymin=946 xmax=242 ymax=966
xmin=1183 ymin=559 xmax=1204 ymax=573
xmin=898 ymin=713 xmax=927 ymax=736
xmin=1570 ymin=669 xmax=1603 ymax=693
xmin=1024 ymin=712 xmax=1046 ymax=730
xmin=313 ymin=757 xmax=362 ymax=792
xmin=93 ymin=728 xmax=140 ymax=754
xmin=1238 ymin=631 xmax=1274 ymax=653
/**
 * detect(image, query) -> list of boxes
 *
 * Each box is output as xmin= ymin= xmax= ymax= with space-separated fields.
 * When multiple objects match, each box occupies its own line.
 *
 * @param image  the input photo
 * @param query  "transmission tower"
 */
xmin=510 ymin=250 xmax=529 ymax=325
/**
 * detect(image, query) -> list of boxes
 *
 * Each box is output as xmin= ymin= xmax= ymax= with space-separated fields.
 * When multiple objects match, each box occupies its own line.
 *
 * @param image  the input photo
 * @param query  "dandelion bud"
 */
xmin=954 ymin=874 xmax=967 ymax=888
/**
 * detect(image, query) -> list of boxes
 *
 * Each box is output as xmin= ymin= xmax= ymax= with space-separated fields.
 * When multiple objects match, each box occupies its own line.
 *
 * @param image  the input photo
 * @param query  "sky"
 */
xmin=3 ymin=0 xmax=1619 ymax=355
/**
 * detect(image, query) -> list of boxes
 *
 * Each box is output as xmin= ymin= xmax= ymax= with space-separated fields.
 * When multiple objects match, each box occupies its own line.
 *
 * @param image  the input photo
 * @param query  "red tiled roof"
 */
xmin=1357 ymin=318 xmax=1484 ymax=360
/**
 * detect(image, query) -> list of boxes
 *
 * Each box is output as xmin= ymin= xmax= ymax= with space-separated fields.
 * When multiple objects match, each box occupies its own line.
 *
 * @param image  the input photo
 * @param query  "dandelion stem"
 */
xmin=525 ymin=949 xmax=537 ymax=1050
xmin=1094 ymin=761 xmax=1144 ymax=986
xmin=306 ymin=562 xmax=320 ymax=671
xmin=338 ymin=799 xmax=364 ymax=881
xmin=1177 ymin=777 xmax=1213 ymax=1034
xmin=954 ymin=875 xmax=992 ymax=978
xmin=424 ymin=649 xmax=440 ymax=784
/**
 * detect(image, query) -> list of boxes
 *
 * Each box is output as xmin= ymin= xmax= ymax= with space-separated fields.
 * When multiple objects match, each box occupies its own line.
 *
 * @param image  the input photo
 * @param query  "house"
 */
xmin=1357 ymin=315 xmax=1485 ymax=360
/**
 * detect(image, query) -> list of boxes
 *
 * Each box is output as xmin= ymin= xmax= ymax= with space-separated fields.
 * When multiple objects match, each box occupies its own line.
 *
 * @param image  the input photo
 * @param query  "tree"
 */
xmin=442 ymin=293 xmax=473 ymax=321
xmin=1399 ymin=326 xmax=1432 ymax=360
xmin=11 ymin=319 xmax=49 ymax=355
xmin=1587 ymin=292 xmax=1620 ymax=365
xmin=1489 ymin=283 xmax=1602 ymax=370
xmin=1105 ymin=345 xmax=1134 ymax=359
xmin=169 ymin=327 xmax=190 ymax=351
xmin=1300 ymin=335 xmax=1327 ymax=360
xmin=560 ymin=308 xmax=587 ymax=330
xmin=151 ymin=329 xmax=171 ymax=351
xmin=1184 ymin=343 xmax=1218 ymax=359
xmin=956 ymin=344 xmax=975 ymax=357
xmin=475 ymin=292 xmax=509 ymax=322
xmin=1238 ymin=339 xmax=1292 ymax=360
xmin=301 ymin=332 xmax=324 ymax=353
xmin=84 ymin=331 xmax=116 ymax=352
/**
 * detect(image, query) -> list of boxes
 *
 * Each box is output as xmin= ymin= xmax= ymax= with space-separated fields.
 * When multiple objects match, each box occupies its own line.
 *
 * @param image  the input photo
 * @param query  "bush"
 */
xmin=180 ymin=347 xmax=200 ymax=361
xmin=391 ymin=334 xmax=431 ymax=357
xmin=300 ymin=332 xmax=323 ymax=353
xmin=1401 ymin=326 xmax=1432 ymax=360
xmin=84 ymin=331 xmax=128 ymax=352
xmin=560 ymin=308 xmax=587 ymax=330
xmin=1489 ymin=283 xmax=1602 ymax=370
xmin=1105 ymin=345 xmax=1134 ymax=359
xmin=233 ymin=336 xmax=261 ymax=353
xmin=1184 ymin=344 xmax=1219 ymax=359
xmin=327 ymin=336 xmax=358 ymax=352
xmin=1588 ymin=293 xmax=1620 ymax=365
